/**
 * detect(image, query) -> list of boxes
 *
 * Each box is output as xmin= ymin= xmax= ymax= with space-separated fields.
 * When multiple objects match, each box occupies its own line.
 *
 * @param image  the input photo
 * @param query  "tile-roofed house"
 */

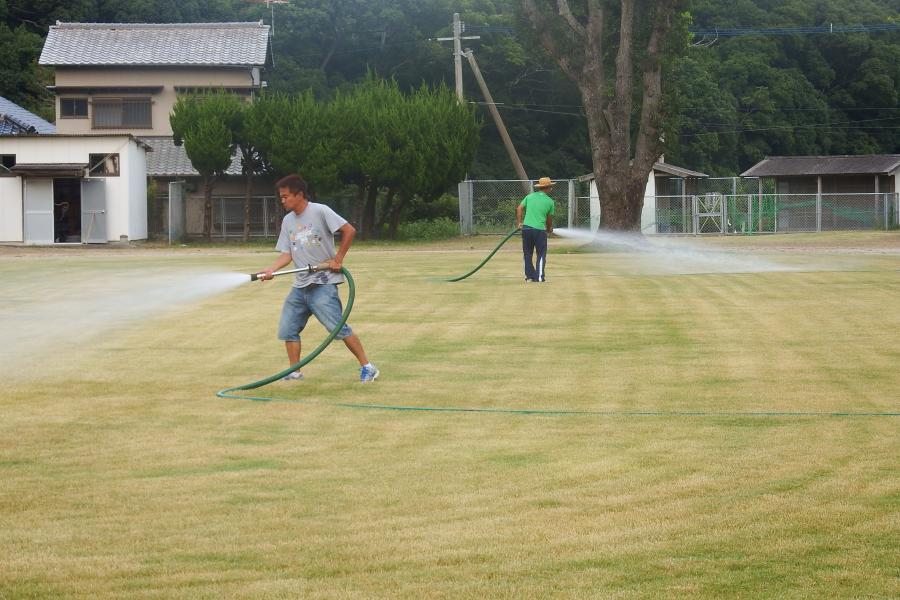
xmin=39 ymin=21 xmax=270 ymax=137
xmin=40 ymin=21 xmax=270 ymax=67
xmin=0 ymin=96 xmax=56 ymax=135
xmin=32 ymin=21 xmax=276 ymax=241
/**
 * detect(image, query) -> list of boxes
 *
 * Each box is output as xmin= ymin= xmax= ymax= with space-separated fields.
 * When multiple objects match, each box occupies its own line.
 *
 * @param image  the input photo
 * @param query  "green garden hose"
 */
xmin=215 ymin=265 xmax=897 ymax=416
xmin=446 ymin=228 xmax=521 ymax=281
xmin=216 ymin=267 xmax=355 ymax=400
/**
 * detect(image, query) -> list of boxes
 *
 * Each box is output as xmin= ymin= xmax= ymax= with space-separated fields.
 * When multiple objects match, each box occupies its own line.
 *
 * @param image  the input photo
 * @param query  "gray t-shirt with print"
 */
xmin=275 ymin=202 xmax=347 ymax=288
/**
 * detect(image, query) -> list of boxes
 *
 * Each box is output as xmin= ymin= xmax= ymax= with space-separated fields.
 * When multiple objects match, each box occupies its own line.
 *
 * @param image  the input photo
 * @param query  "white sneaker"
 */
xmin=282 ymin=371 xmax=304 ymax=381
xmin=360 ymin=364 xmax=379 ymax=383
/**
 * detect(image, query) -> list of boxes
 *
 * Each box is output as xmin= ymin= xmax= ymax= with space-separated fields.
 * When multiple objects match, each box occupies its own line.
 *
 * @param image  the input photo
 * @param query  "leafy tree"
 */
xmin=233 ymin=99 xmax=272 ymax=241
xmin=170 ymin=93 xmax=242 ymax=240
xmin=253 ymin=91 xmax=340 ymax=191
xmin=518 ymin=0 xmax=690 ymax=230
xmin=0 ymin=22 xmax=52 ymax=118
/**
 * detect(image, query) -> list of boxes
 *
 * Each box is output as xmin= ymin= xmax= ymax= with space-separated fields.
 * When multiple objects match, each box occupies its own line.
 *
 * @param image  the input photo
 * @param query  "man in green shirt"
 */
xmin=515 ymin=177 xmax=556 ymax=282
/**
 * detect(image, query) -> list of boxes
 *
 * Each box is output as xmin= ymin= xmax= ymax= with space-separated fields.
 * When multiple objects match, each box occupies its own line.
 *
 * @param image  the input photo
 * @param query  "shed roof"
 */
xmin=578 ymin=161 xmax=708 ymax=182
xmin=652 ymin=162 xmax=708 ymax=179
xmin=39 ymin=21 xmax=270 ymax=67
xmin=10 ymin=163 xmax=88 ymax=177
xmin=141 ymin=136 xmax=241 ymax=177
xmin=741 ymin=155 xmax=900 ymax=177
xmin=0 ymin=96 xmax=56 ymax=134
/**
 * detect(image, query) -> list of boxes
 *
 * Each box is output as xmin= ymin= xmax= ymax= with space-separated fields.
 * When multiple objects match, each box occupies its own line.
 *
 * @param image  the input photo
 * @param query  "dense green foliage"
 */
xmin=668 ymin=0 xmax=900 ymax=175
xmin=254 ymin=76 xmax=479 ymax=238
xmin=171 ymin=93 xmax=242 ymax=239
xmin=3 ymin=0 xmax=899 ymax=178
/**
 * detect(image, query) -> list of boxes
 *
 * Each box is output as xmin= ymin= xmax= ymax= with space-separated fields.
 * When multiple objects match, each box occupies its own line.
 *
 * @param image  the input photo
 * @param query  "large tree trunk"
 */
xmin=361 ymin=184 xmax=379 ymax=239
xmin=352 ymin=183 xmax=366 ymax=236
xmin=520 ymin=0 xmax=680 ymax=231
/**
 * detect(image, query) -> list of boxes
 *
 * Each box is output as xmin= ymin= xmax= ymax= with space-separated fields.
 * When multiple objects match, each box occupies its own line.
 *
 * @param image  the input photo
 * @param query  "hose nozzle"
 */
xmin=250 ymin=261 xmax=334 ymax=281
xmin=307 ymin=260 xmax=333 ymax=273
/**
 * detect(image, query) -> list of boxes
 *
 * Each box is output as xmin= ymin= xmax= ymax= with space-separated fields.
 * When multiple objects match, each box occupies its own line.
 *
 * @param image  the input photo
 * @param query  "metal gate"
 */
xmin=23 ymin=178 xmax=54 ymax=244
xmin=81 ymin=179 xmax=107 ymax=243
xmin=693 ymin=193 xmax=726 ymax=234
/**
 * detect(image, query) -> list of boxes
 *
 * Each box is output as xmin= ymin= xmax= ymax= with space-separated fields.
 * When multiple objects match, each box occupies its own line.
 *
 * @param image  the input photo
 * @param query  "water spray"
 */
xmin=250 ymin=260 xmax=333 ymax=281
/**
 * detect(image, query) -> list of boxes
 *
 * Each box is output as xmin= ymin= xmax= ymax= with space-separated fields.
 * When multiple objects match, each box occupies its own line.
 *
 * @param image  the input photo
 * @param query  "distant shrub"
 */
xmin=396 ymin=217 xmax=460 ymax=241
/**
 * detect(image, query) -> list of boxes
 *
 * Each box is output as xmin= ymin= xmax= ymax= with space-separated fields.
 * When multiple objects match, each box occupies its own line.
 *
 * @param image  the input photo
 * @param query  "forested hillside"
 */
xmin=2 ymin=0 xmax=898 ymax=177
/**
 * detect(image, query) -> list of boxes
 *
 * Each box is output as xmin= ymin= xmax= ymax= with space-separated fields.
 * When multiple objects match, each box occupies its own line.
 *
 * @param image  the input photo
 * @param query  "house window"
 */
xmin=89 ymin=153 xmax=120 ymax=176
xmin=92 ymin=97 xmax=152 ymax=129
xmin=60 ymin=98 xmax=88 ymax=118
xmin=0 ymin=154 xmax=15 ymax=176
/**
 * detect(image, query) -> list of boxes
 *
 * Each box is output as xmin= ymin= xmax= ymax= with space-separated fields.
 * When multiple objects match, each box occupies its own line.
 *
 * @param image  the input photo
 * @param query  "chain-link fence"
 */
xmin=458 ymin=178 xmax=898 ymax=235
xmin=653 ymin=192 xmax=897 ymax=234
xmin=150 ymin=193 xmax=282 ymax=241
xmin=458 ymin=179 xmax=591 ymax=234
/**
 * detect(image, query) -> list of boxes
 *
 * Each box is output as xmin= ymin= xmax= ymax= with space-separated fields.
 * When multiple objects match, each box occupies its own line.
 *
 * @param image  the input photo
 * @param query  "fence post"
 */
xmin=816 ymin=176 xmax=822 ymax=232
xmin=692 ymin=195 xmax=699 ymax=235
xmin=458 ymin=180 xmax=474 ymax=235
xmin=567 ymin=179 xmax=575 ymax=229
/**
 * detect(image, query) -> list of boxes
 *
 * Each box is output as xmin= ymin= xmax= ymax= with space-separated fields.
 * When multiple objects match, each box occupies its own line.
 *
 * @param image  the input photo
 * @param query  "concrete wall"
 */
xmin=54 ymin=66 xmax=256 ymax=136
xmin=0 ymin=135 xmax=148 ymax=242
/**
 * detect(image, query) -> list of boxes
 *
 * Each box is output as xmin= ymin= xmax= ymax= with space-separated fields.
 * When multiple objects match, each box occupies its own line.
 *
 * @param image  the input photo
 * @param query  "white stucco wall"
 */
xmin=0 ymin=135 xmax=148 ymax=243
xmin=0 ymin=178 xmax=23 ymax=241
xmin=124 ymin=139 xmax=148 ymax=239
xmin=641 ymin=174 xmax=657 ymax=234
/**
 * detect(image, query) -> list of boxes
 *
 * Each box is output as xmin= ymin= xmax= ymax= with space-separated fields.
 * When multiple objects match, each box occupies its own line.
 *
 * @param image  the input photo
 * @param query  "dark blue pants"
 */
xmin=521 ymin=226 xmax=547 ymax=281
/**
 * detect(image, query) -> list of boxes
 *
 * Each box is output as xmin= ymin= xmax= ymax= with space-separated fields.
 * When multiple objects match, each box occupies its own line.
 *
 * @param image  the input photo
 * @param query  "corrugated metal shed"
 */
xmin=0 ymin=96 xmax=56 ymax=135
xmin=742 ymin=155 xmax=900 ymax=177
xmin=39 ymin=21 xmax=270 ymax=67
xmin=141 ymin=136 xmax=241 ymax=177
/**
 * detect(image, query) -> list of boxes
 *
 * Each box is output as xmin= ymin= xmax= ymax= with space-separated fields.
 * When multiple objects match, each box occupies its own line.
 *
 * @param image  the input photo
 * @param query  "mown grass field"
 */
xmin=1 ymin=233 xmax=898 ymax=599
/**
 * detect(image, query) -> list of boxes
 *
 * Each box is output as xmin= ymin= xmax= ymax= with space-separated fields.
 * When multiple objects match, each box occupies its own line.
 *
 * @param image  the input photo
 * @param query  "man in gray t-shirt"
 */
xmin=259 ymin=174 xmax=379 ymax=383
xmin=275 ymin=202 xmax=347 ymax=288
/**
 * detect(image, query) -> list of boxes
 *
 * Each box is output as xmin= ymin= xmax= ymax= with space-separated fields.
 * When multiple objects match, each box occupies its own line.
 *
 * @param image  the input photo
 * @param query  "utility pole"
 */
xmin=435 ymin=13 xmax=480 ymax=102
xmin=464 ymin=49 xmax=530 ymax=191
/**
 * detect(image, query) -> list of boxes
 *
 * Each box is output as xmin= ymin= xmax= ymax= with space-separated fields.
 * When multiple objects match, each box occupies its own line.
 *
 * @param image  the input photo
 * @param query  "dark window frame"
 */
xmin=0 ymin=154 xmax=15 ymax=176
xmin=60 ymin=97 xmax=89 ymax=119
xmin=88 ymin=153 xmax=120 ymax=177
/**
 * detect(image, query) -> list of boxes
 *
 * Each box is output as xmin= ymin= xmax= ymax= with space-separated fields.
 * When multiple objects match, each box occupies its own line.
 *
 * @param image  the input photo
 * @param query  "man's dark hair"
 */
xmin=275 ymin=174 xmax=308 ymax=195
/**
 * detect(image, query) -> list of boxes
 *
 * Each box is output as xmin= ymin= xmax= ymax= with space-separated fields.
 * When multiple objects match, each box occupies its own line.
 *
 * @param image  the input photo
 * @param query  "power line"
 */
xmin=690 ymin=22 xmax=900 ymax=36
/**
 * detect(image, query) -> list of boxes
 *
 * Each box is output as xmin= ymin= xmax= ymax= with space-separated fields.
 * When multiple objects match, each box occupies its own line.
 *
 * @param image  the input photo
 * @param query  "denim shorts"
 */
xmin=278 ymin=283 xmax=353 ymax=342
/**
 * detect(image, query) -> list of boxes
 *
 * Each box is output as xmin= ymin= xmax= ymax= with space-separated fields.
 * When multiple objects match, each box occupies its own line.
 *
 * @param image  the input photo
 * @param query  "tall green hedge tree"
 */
xmin=170 ymin=93 xmax=242 ymax=240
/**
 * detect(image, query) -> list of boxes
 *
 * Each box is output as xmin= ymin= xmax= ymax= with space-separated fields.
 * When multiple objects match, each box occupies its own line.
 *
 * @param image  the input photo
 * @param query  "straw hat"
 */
xmin=534 ymin=177 xmax=555 ymax=189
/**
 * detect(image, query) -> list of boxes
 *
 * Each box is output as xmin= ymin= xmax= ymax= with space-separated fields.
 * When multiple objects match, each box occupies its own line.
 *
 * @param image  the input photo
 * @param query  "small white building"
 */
xmin=0 ymin=134 xmax=149 ymax=244
xmin=583 ymin=161 xmax=708 ymax=233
